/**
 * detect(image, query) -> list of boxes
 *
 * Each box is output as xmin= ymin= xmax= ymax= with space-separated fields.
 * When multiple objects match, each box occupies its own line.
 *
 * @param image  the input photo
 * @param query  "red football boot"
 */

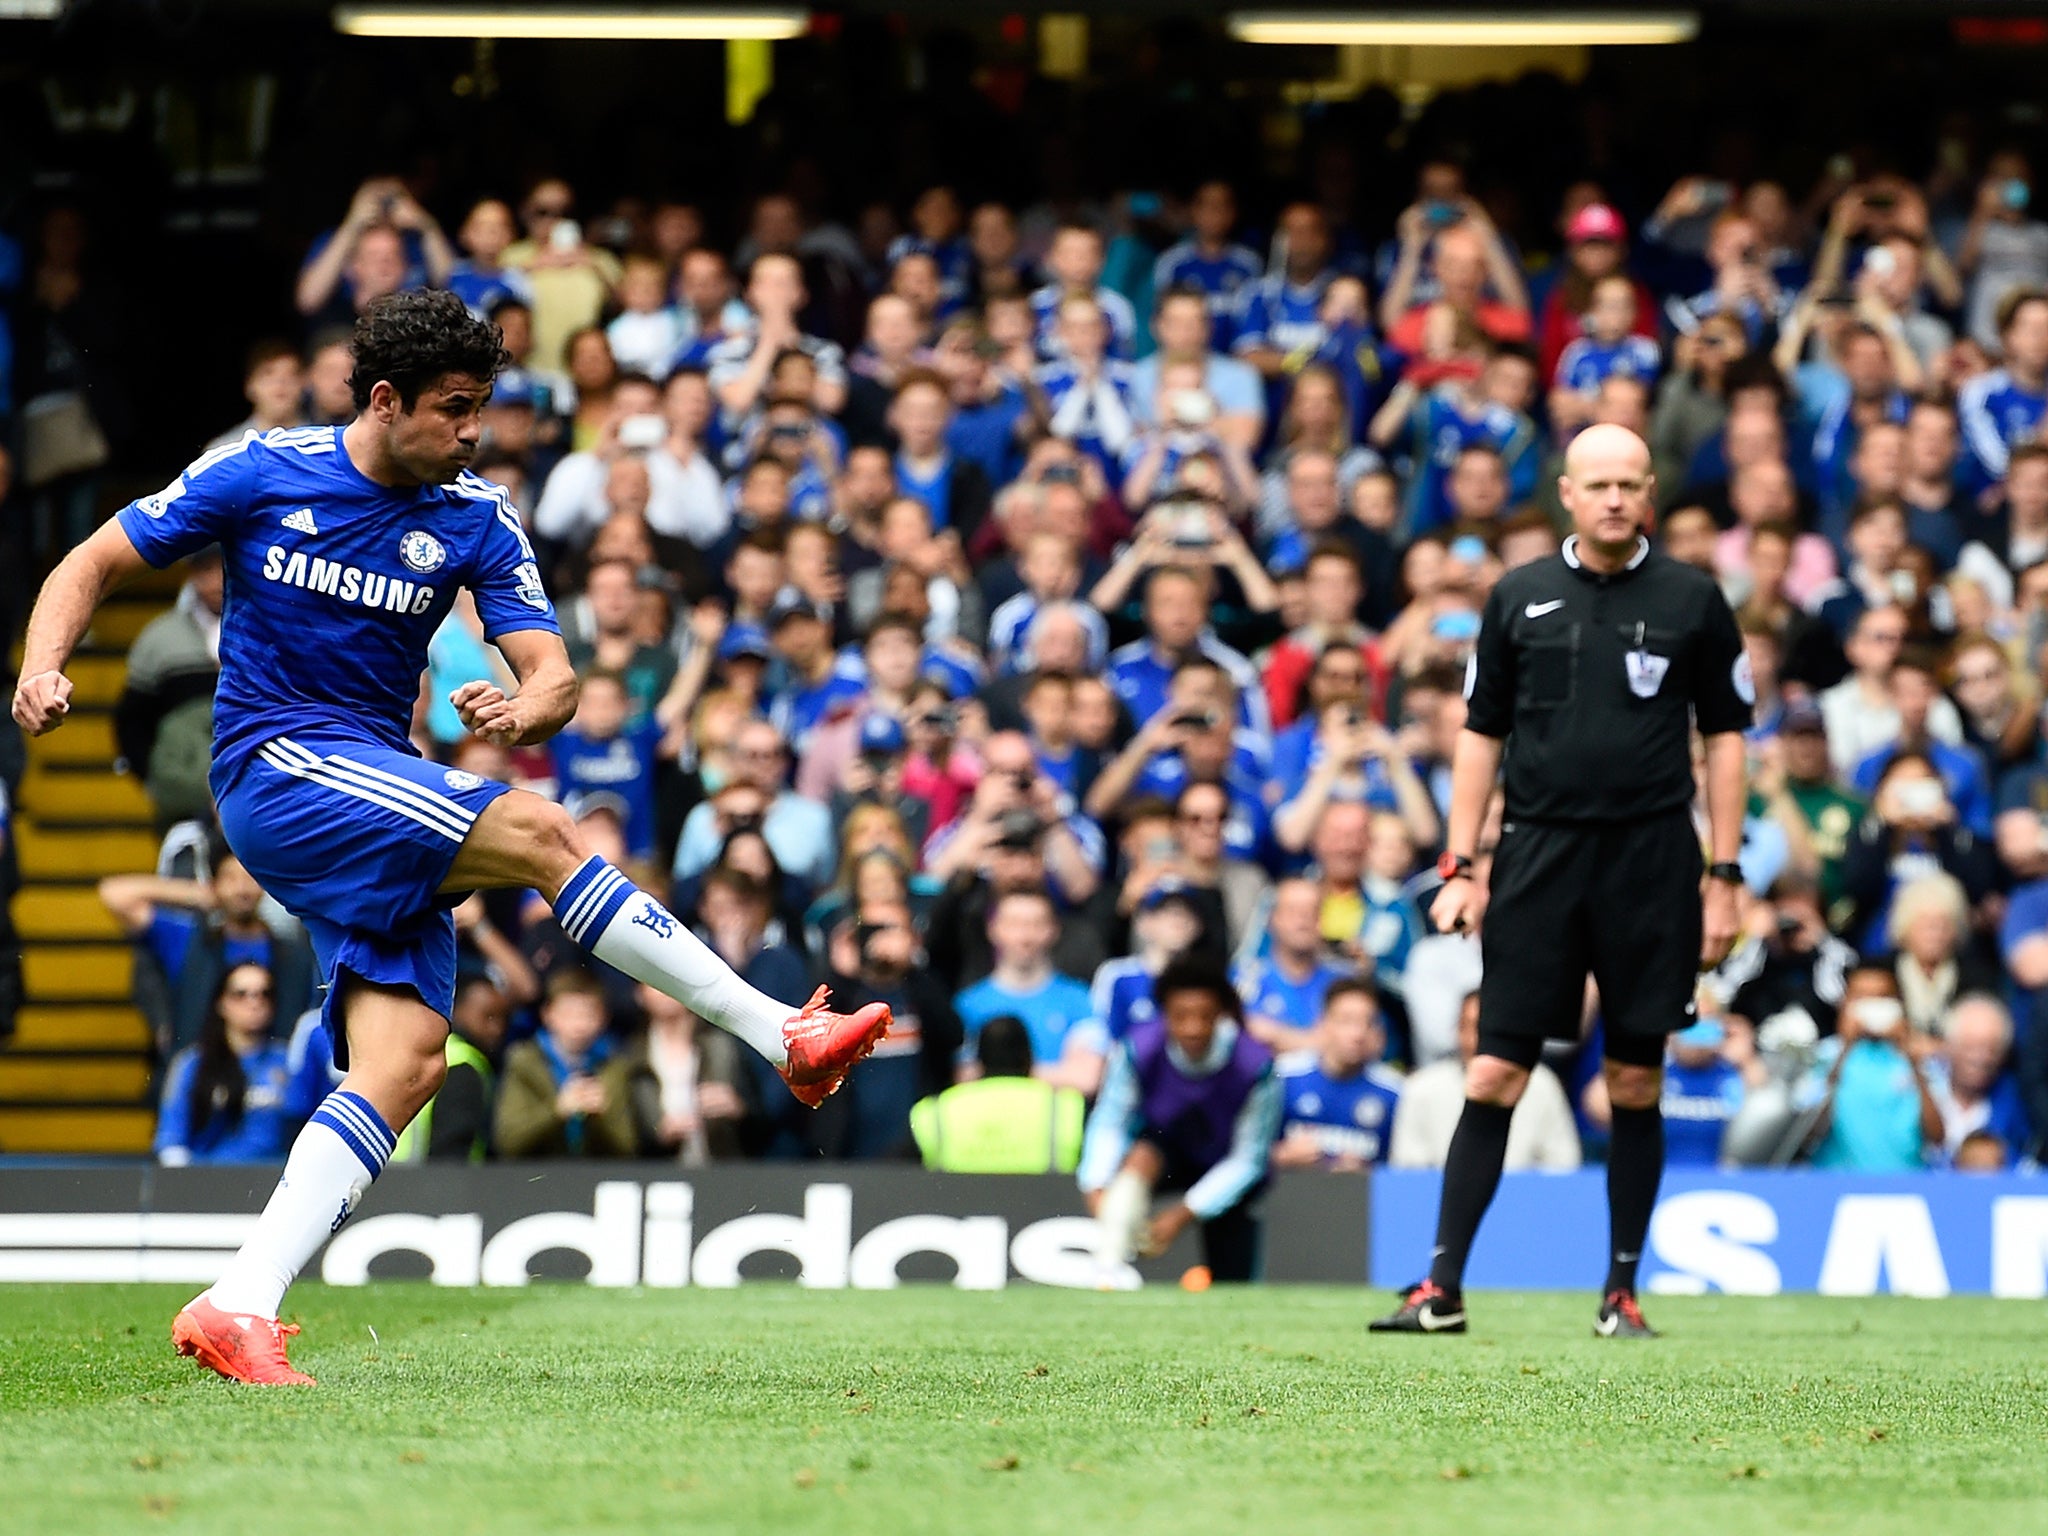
xmin=171 ymin=1295 xmax=316 ymax=1385
xmin=777 ymin=985 xmax=893 ymax=1108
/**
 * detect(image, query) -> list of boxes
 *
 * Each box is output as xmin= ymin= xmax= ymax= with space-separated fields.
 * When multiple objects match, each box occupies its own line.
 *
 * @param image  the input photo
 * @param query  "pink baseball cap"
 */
xmin=1567 ymin=203 xmax=1627 ymax=244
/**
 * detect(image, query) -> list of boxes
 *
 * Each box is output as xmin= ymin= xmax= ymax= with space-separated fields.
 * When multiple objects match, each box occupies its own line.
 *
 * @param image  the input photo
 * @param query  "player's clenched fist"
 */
xmin=11 ymin=671 xmax=74 ymax=736
xmin=449 ymin=679 xmax=524 ymax=746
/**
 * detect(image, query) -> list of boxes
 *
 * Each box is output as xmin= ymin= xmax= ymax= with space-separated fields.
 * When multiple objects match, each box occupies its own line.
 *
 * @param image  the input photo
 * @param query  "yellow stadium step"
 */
xmin=0 ymin=1106 xmax=156 ymax=1155
xmin=64 ymin=654 xmax=129 ymax=709
xmin=18 ymin=766 xmax=154 ymax=827
xmin=11 ymin=886 xmax=125 ymax=943
xmin=12 ymin=824 xmax=159 ymax=881
xmin=7 ymin=1005 xmax=152 ymax=1052
xmin=24 ymin=712 xmax=116 ymax=767
xmin=86 ymin=603 xmax=164 ymax=650
xmin=0 ymin=1056 xmax=151 ymax=1101
xmin=22 ymin=944 xmax=133 ymax=1002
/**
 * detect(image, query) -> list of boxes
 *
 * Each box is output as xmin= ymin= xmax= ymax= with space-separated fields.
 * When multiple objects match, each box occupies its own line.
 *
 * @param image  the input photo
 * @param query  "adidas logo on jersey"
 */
xmin=282 ymin=508 xmax=320 ymax=535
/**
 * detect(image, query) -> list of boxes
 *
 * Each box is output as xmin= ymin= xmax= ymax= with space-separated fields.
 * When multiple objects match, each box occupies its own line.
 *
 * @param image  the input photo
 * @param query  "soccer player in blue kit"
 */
xmin=11 ymin=292 xmax=891 ymax=1385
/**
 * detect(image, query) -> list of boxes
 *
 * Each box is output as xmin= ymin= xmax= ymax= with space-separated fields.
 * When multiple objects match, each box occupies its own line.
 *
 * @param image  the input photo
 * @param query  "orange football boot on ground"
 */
xmin=172 ymin=1295 xmax=316 ymax=1385
xmin=777 ymin=985 xmax=893 ymax=1107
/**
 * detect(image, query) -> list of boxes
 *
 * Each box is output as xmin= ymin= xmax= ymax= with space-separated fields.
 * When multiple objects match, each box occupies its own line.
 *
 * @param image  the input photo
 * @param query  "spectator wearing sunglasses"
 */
xmin=154 ymin=963 xmax=294 ymax=1166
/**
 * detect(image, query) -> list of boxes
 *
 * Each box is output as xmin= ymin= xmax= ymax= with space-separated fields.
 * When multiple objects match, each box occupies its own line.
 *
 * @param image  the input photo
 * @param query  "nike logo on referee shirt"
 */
xmin=1525 ymin=599 xmax=1564 ymax=618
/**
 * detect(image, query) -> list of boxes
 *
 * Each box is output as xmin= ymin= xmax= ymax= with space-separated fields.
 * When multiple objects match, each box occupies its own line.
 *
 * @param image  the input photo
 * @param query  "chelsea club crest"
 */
xmin=399 ymin=530 xmax=447 ymax=574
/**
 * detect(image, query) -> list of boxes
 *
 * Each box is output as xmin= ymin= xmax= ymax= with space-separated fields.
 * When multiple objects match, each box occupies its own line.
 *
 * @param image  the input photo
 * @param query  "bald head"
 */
xmin=1563 ymin=423 xmax=1652 ymax=480
xmin=1559 ymin=424 xmax=1655 ymax=565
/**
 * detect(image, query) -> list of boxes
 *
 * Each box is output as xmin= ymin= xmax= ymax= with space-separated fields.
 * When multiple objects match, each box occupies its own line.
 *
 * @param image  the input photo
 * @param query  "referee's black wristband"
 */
xmin=1706 ymin=861 xmax=1745 ymax=886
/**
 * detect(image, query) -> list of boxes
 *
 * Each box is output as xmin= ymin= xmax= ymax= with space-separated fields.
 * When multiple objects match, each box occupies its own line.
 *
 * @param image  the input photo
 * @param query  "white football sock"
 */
xmin=205 ymin=1089 xmax=393 ymax=1319
xmin=553 ymin=855 xmax=795 ymax=1064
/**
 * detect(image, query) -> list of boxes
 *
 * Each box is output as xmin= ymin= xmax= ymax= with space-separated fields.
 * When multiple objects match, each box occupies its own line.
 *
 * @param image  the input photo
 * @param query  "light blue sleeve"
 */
xmin=673 ymin=803 xmax=718 ymax=879
xmin=465 ymin=481 xmax=561 ymax=641
xmin=1184 ymin=1066 xmax=1284 ymax=1219
xmin=117 ymin=437 xmax=259 ymax=568
xmin=1060 ymin=978 xmax=1108 ymax=1059
xmin=1207 ymin=356 xmax=1265 ymax=419
xmin=1738 ymin=815 xmax=1790 ymax=895
xmin=1076 ymin=1044 xmax=1144 ymax=1195
xmin=427 ymin=617 xmax=497 ymax=741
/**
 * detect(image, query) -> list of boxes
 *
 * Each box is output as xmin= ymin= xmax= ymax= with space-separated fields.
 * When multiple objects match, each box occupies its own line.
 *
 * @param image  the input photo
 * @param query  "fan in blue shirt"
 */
xmin=1555 ymin=332 xmax=1662 ymax=396
xmin=1235 ymin=878 xmax=1355 ymax=1052
xmin=1958 ymin=290 xmax=2048 ymax=489
xmin=954 ymin=891 xmax=1101 ymax=1072
xmin=1659 ymin=1021 xmax=1751 ymax=1167
xmin=1404 ymin=376 xmax=1540 ymax=533
xmin=1030 ymin=226 xmax=1140 ymax=361
xmin=446 ymin=199 xmax=533 ymax=320
xmin=1273 ymin=980 xmax=1402 ymax=1167
xmin=1090 ymin=881 xmax=1207 ymax=1044
xmin=888 ymin=187 xmax=974 ymax=311
xmin=1035 ymin=314 xmax=1141 ymax=486
xmin=548 ymin=672 xmax=665 ymax=860
xmin=1105 ymin=602 xmax=1268 ymax=735
xmin=1152 ymin=183 xmax=1264 ymax=352
xmin=765 ymin=595 xmax=868 ymax=756
xmin=1848 ymin=656 xmax=1994 ymax=838
xmin=153 ymin=963 xmax=298 ymax=1166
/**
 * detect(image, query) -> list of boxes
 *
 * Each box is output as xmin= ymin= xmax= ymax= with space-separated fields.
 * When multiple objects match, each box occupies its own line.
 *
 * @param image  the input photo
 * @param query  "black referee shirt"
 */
xmin=1464 ymin=535 xmax=1752 ymax=822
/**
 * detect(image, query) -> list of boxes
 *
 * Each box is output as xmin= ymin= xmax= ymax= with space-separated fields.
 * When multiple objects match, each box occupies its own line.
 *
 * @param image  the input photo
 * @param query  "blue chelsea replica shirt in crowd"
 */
xmin=549 ymin=719 xmax=663 ymax=859
xmin=1554 ymin=333 xmax=1661 ymax=395
xmin=1280 ymin=1062 xmax=1402 ymax=1164
xmin=1029 ymin=283 xmax=1139 ymax=361
xmin=1152 ymin=240 xmax=1264 ymax=349
xmin=1231 ymin=271 xmax=1333 ymax=358
xmin=1089 ymin=956 xmax=1160 ymax=1045
xmin=116 ymin=426 xmax=561 ymax=792
xmin=1958 ymin=367 xmax=2048 ymax=490
xmin=1660 ymin=1056 xmax=1746 ymax=1167
xmin=1233 ymin=956 xmax=1352 ymax=1035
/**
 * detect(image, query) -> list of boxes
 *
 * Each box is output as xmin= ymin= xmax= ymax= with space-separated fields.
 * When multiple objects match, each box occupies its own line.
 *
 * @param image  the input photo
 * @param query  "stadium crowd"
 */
xmin=14 ymin=124 xmax=2048 ymax=1179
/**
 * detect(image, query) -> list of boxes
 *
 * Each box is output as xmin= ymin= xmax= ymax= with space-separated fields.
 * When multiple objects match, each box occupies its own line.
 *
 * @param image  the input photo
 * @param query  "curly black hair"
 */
xmin=1152 ymin=953 xmax=1243 ymax=1022
xmin=348 ymin=289 xmax=510 ymax=411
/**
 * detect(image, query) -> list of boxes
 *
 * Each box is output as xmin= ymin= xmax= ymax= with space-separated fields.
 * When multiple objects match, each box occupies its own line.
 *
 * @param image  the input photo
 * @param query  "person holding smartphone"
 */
xmin=1796 ymin=965 xmax=1942 ymax=1171
xmin=1839 ymin=751 xmax=1997 ymax=956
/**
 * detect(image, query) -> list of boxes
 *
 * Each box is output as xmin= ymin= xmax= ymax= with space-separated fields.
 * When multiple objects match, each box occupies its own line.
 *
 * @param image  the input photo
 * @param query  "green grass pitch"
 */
xmin=3 ymin=1285 xmax=2044 ymax=1535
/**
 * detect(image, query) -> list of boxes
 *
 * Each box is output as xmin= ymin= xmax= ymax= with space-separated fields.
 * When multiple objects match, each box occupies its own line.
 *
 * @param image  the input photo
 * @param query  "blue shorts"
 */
xmin=218 ymin=733 xmax=511 ymax=1067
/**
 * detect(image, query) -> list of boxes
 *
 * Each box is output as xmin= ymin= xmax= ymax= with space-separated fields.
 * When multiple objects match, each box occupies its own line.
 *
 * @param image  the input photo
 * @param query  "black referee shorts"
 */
xmin=1477 ymin=810 xmax=1702 ymax=1065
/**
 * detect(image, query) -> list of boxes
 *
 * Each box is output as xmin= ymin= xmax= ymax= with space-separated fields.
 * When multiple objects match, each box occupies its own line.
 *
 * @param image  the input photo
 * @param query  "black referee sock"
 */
xmin=1426 ymin=1100 xmax=1516 ymax=1296
xmin=1604 ymin=1104 xmax=1665 ymax=1296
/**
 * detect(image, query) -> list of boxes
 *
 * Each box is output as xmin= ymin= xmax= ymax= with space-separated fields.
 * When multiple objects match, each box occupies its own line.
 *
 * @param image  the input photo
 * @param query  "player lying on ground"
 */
xmin=11 ymin=290 xmax=892 ymax=1386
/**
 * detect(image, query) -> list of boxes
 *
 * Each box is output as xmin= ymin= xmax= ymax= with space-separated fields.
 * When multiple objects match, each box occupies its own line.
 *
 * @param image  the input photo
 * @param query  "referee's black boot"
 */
xmin=1595 ymin=1290 xmax=1660 ymax=1339
xmin=1368 ymin=1279 xmax=1467 ymax=1334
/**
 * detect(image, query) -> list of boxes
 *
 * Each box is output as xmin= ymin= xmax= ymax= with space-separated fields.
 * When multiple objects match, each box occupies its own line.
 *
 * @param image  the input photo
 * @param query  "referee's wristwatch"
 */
xmin=1436 ymin=851 xmax=1475 ymax=883
xmin=1706 ymin=861 xmax=1745 ymax=886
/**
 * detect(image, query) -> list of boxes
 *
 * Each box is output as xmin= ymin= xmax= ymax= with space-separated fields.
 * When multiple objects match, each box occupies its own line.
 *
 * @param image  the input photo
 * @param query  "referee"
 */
xmin=1370 ymin=424 xmax=1750 ymax=1339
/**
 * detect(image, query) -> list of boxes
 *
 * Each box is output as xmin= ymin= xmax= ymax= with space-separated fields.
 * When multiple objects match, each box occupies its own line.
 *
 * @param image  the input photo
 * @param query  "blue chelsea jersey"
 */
xmin=116 ymin=426 xmax=561 ymax=791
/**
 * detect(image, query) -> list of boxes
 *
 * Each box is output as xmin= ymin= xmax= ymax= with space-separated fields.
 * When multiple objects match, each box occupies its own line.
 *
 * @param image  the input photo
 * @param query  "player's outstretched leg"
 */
xmin=177 ymin=981 xmax=442 ymax=1384
xmin=1369 ymin=1055 xmax=1530 ymax=1335
xmin=444 ymin=791 xmax=889 ymax=1106
xmin=1596 ymin=1057 xmax=1665 ymax=1339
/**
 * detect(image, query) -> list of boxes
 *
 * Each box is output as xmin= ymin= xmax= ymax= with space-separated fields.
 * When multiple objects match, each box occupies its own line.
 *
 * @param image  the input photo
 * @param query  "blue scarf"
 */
xmin=535 ymin=1031 xmax=616 ymax=1153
